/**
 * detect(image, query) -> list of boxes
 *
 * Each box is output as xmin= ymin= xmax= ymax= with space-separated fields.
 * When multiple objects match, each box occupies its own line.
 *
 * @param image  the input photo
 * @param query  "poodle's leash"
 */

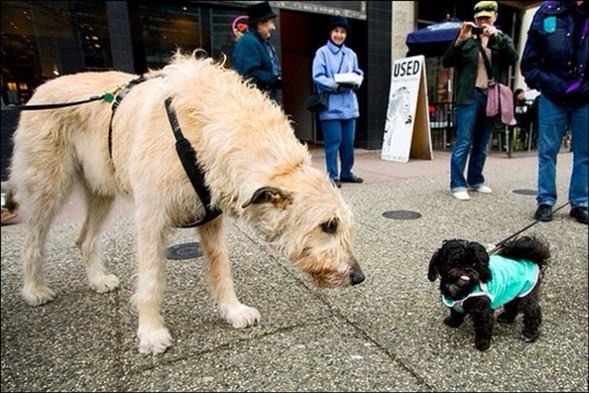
xmin=488 ymin=202 xmax=569 ymax=255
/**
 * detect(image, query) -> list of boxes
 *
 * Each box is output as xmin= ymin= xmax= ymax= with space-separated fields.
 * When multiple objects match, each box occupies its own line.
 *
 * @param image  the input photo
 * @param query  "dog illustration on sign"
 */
xmin=383 ymin=85 xmax=413 ymax=149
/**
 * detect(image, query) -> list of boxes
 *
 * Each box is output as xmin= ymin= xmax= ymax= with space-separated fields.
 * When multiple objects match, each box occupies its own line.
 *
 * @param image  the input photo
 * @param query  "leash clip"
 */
xmin=103 ymin=84 xmax=125 ymax=103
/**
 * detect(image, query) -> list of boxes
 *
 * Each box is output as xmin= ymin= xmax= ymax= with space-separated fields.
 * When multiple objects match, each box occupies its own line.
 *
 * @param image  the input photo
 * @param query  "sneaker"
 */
xmin=470 ymin=185 xmax=492 ymax=193
xmin=331 ymin=179 xmax=341 ymax=188
xmin=452 ymin=190 xmax=470 ymax=201
xmin=534 ymin=204 xmax=553 ymax=222
xmin=340 ymin=175 xmax=364 ymax=183
xmin=570 ymin=206 xmax=588 ymax=225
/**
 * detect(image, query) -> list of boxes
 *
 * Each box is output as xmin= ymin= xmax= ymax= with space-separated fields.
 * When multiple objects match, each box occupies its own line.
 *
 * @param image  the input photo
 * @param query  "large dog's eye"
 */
xmin=320 ymin=218 xmax=338 ymax=234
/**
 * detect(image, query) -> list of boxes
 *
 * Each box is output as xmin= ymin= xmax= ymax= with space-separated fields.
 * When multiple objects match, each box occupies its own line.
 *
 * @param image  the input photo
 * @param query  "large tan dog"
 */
xmin=9 ymin=52 xmax=364 ymax=354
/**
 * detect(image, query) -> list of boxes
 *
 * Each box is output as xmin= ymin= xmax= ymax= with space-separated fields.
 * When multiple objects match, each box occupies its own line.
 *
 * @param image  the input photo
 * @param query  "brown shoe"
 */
xmin=1 ymin=209 xmax=18 ymax=226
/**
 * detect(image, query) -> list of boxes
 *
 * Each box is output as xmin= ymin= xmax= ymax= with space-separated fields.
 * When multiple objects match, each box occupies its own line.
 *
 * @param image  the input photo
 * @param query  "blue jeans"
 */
xmin=537 ymin=95 xmax=588 ymax=208
xmin=321 ymin=119 xmax=356 ymax=180
xmin=450 ymin=89 xmax=495 ymax=192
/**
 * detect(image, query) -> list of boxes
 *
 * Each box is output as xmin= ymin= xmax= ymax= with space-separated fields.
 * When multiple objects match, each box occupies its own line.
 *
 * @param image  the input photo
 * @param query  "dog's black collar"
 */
xmin=164 ymin=97 xmax=222 ymax=227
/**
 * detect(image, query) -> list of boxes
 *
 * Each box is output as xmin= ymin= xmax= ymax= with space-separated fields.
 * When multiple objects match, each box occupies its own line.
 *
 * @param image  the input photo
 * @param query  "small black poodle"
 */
xmin=427 ymin=235 xmax=550 ymax=351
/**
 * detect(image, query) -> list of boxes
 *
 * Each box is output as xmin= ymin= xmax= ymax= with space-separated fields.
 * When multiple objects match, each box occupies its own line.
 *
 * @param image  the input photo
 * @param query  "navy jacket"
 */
xmin=232 ymin=31 xmax=281 ymax=98
xmin=521 ymin=0 xmax=589 ymax=107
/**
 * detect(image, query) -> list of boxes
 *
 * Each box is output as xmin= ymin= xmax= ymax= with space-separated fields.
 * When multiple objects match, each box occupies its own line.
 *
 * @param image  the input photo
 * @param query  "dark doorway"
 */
xmin=280 ymin=10 xmax=367 ymax=145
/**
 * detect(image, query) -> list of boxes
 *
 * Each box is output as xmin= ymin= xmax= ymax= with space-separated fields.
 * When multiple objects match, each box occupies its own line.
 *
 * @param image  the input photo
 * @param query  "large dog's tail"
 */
xmin=497 ymin=235 xmax=550 ymax=270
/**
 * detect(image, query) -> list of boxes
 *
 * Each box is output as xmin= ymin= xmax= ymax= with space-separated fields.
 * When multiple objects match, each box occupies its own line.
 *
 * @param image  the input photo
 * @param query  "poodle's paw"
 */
xmin=221 ymin=303 xmax=260 ymax=329
xmin=137 ymin=325 xmax=173 ymax=354
xmin=475 ymin=338 xmax=491 ymax=351
xmin=22 ymin=284 xmax=56 ymax=306
xmin=521 ymin=331 xmax=539 ymax=343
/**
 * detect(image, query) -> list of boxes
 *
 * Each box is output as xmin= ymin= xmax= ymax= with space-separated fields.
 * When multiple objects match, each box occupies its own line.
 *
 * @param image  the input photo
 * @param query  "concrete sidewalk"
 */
xmin=1 ymin=149 xmax=587 ymax=392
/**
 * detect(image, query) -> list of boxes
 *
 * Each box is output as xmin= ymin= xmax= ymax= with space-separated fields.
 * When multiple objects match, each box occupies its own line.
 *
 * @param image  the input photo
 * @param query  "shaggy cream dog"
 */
xmin=9 ymin=52 xmax=364 ymax=354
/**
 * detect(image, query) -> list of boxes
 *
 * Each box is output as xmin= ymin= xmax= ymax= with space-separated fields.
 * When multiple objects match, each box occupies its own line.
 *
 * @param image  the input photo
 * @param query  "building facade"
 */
xmin=1 ymin=1 xmax=533 ymax=180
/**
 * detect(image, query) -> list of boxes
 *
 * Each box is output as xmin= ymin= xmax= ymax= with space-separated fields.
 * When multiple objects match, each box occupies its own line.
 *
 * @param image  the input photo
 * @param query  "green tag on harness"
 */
xmin=103 ymin=92 xmax=115 ymax=103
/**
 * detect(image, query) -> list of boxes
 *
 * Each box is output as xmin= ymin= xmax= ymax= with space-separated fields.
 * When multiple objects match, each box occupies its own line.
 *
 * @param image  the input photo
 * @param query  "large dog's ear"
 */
xmin=468 ymin=242 xmax=492 ymax=282
xmin=428 ymin=250 xmax=441 ymax=282
xmin=242 ymin=187 xmax=293 ymax=209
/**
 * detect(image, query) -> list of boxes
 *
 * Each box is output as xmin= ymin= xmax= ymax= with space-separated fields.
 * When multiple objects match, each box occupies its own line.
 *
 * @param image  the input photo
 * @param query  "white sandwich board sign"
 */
xmin=381 ymin=55 xmax=433 ymax=162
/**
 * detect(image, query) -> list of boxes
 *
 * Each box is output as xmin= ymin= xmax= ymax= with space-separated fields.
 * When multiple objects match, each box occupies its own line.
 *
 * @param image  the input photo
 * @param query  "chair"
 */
xmin=429 ymin=102 xmax=455 ymax=150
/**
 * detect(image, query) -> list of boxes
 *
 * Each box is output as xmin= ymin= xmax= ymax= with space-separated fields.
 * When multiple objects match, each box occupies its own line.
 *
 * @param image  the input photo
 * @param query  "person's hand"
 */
xmin=271 ymin=77 xmax=283 ymax=89
xmin=338 ymin=82 xmax=356 ymax=90
xmin=479 ymin=23 xmax=500 ymax=37
xmin=458 ymin=22 xmax=478 ymax=40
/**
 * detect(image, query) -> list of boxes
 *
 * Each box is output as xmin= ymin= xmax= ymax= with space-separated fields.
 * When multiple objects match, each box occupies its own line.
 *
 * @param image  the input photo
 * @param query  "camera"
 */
xmin=471 ymin=26 xmax=484 ymax=35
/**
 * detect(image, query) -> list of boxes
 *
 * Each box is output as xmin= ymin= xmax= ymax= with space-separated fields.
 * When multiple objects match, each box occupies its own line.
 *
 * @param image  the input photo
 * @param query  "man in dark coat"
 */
xmin=521 ymin=0 xmax=588 ymax=224
xmin=232 ymin=1 xmax=282 ymax=101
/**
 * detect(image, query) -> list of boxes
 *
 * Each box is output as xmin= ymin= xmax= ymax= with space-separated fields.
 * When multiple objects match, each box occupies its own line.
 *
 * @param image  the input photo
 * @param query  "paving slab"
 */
xmin=1 ymin=150 xmax=587 ymax=392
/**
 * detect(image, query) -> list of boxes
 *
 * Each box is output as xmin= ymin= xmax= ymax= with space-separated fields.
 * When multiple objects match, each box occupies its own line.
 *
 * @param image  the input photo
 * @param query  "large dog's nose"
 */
xmin=350 ymin=266 xmax=365 ymax=286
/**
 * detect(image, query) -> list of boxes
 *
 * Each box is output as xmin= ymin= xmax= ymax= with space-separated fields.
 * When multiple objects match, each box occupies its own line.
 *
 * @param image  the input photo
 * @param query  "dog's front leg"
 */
xmin=133 ymin=212 xmax=172 ymax=354
xmin=466 ymin=298 xmax=494 ymax=351
xmin=198 ymin=216 xmax=260 ymax=328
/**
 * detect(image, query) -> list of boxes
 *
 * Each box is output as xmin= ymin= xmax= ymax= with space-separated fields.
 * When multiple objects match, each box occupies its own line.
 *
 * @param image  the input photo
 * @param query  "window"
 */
xmin=137 ymin=3 xmax=202 ymax=70
xmin=1 ymin=1 xmax=111 ymax=104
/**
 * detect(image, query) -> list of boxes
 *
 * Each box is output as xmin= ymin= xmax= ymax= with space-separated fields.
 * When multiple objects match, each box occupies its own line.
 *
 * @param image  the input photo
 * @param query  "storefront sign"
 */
xmin=271 ymin=1 xmax=366 ymax=19
xmin=381 ymin=55 xmax=433 ymax=162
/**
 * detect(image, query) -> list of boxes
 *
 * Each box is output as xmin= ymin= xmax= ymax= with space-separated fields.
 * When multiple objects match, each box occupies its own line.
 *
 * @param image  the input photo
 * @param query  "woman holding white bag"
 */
xmin=312 ymin=16 xmax=364 ymax=188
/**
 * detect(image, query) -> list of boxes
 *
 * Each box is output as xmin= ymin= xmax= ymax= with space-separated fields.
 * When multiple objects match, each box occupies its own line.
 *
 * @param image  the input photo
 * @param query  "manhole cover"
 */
xmin=512 ymin=189 xmax=537 ymax=196
xmin=166 ymin=242 xmax=203 ymax=260
xmin=382 ymin=210 xmax=422 ymax=220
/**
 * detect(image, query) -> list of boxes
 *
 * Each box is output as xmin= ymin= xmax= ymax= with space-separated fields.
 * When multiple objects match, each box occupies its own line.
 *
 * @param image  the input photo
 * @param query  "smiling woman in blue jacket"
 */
xmin=521 ymin=0 xmax=589 ymax=225
xmin=312 ymin=16 xmax=364 ymax=188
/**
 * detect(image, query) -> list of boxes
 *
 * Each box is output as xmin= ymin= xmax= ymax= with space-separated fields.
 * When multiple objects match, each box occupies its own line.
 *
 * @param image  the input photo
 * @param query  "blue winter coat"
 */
xmin=232 ymin=31 xmax=281 ymax=99
xmin=521 ymin=0 xmax=589 ymax=107
xmin=312 ymin=40 xmax=364 ymax=120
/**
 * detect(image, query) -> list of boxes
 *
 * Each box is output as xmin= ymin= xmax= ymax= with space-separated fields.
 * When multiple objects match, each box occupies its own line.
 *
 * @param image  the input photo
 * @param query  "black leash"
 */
xmin=488 ymin=202 xmax=570 ymax=255
xmin=3 ymin=95 xmax=108 ymax=111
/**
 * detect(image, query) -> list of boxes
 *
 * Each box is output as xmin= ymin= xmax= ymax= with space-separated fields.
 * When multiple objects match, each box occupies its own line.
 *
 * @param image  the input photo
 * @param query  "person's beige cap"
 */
xmin=474 ymin=1 xmax=498 ymax=18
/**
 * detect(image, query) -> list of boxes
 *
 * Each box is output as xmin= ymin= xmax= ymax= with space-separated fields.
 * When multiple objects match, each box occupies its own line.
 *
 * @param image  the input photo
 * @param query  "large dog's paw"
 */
xmin=221 ymin=303 xmax=261 ymax=329
xmin=89 ymin=273 xmax=120 ymax=293
xmin=22 ymin=285 xmax=56 ymax=306
xmin=137 ymin=326 xmax=173 ymax=354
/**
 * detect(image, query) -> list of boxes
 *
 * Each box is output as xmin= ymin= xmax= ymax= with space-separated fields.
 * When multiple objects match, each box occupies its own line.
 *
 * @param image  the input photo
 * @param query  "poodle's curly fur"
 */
xmin=428 ymin=235 xmax=550 ymax=351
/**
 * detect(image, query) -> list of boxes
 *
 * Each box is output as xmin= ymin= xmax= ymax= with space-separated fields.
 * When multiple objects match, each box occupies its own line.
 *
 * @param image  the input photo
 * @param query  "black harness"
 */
xmin=163 ymin=97 xmax=222 ymax=227
xmin=108 ymin=76 xmax=222 ymax=227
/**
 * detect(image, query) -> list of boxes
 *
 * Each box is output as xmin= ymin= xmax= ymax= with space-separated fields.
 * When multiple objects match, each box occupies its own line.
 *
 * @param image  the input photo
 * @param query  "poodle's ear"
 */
xmin=428 ymin=250 xmax=441 ymax=282
xmin=468 ymin=242 xmax=491 ymax=282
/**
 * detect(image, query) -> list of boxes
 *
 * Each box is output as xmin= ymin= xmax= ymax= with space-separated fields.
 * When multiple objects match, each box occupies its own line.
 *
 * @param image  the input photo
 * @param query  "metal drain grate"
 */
xmin=512 ymin=189 xmax=537 ymax=196
xmin=166 ymin=242 xmax=203 ymax=260
xmin=382 ymin=210 xmax=422 ymax=220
